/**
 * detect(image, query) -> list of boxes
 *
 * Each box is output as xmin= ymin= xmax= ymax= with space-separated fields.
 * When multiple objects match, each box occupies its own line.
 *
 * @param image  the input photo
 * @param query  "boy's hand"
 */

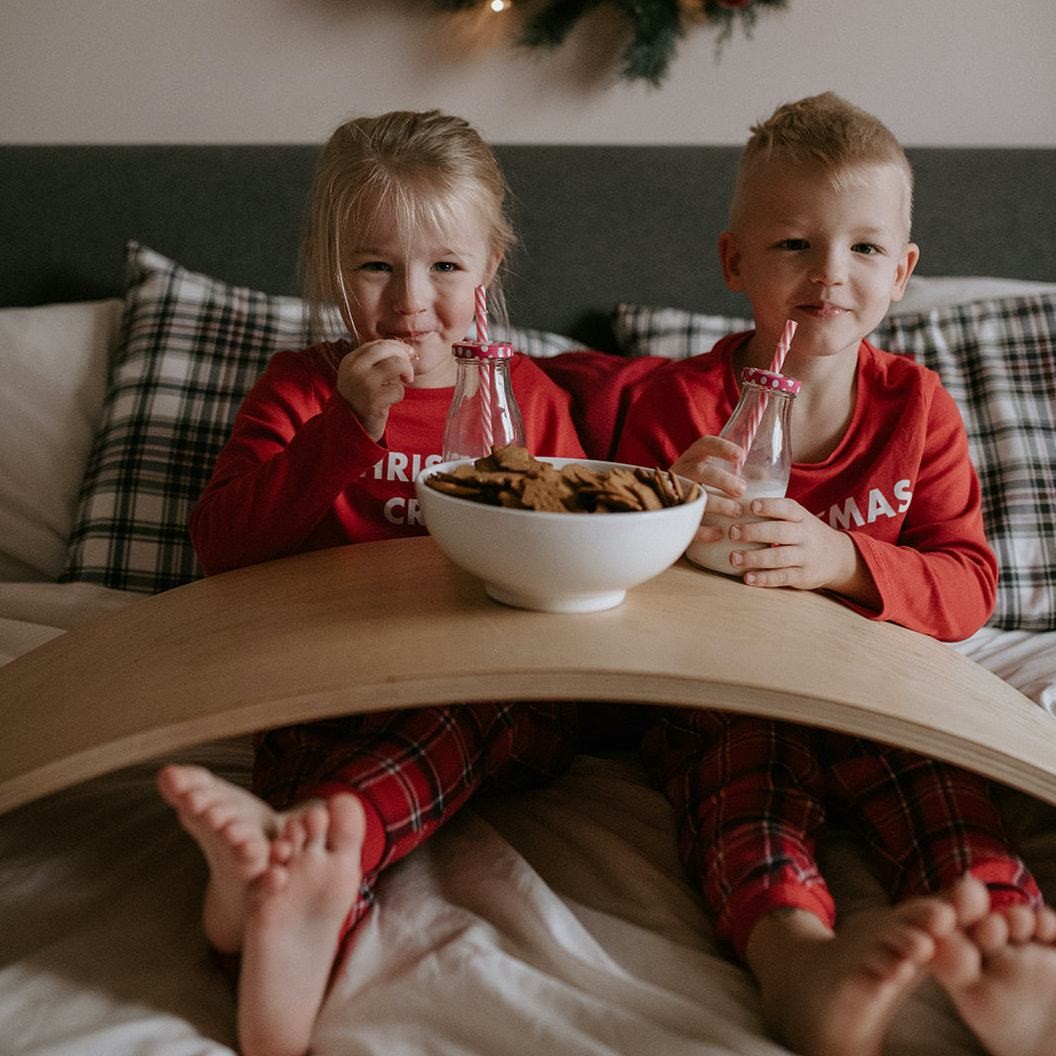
xmin=336 ymin=340 xmax=417 ymax=441
xmin=728 ymin=496 xmax=879 ymax=607
xmin=671 ymin=436 xmax=747 ymax=539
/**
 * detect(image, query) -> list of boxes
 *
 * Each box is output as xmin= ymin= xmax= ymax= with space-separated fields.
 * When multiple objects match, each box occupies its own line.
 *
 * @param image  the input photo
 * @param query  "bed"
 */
xmin=1 ymin=143 xmax=1055 ymax=1056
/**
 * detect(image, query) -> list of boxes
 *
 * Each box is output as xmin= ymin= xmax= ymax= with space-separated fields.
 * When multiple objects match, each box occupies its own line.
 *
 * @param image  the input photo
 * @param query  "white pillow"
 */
xmin=891 ymin=275 xmax=1056 ymax=316
xmin=0 ymin=300 xmax=122 ymax=581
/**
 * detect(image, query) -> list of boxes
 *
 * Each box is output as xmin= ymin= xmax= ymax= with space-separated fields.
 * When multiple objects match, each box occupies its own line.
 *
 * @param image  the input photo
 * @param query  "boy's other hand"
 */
xmin=672 ymin=437 xmax=746 ymax=507
xmin=673 ymin=435 xmax=748 ymax=539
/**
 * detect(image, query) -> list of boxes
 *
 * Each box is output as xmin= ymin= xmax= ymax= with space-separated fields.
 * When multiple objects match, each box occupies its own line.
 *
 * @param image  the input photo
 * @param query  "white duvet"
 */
xmin=1 ymin=583 xmax=1054 ymax=1056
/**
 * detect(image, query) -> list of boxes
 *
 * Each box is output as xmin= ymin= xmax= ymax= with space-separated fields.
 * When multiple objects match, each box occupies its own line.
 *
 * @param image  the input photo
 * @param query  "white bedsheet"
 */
xmin=954 ymin=627 xmax=1056 ymax=715
xmin=1 ymin=583 xmax=1055 ymax=1056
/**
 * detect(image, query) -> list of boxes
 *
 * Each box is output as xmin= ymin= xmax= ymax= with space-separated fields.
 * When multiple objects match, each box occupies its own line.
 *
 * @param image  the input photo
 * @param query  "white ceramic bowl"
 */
xmin=415 ymin=457 xmax=706 ymax=613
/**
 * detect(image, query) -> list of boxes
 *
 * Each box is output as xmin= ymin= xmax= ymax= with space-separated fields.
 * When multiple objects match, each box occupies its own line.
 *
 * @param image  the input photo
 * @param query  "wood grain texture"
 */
xmin=1 ymin=536 xmax=1053 ymax=814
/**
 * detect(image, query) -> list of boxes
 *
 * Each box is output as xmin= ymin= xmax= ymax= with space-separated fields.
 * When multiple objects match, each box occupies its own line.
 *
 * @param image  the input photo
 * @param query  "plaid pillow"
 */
xmin=612 ymin=303 xmax=749 ymax=359
xmin=62 ymin=242 xmax=583 ymax=594
xmin=494 ymin=325 xmax=582 ymax=359
xmin=872 ymin=293 xmax=1056 ymax=632
xmin=61 ymin=242 xmax=339 ymax=592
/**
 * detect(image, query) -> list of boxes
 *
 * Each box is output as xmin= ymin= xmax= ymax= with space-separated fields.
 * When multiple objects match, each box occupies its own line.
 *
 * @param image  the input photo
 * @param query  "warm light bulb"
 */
xmin=488 ymin=0 xmax=508 ymax=11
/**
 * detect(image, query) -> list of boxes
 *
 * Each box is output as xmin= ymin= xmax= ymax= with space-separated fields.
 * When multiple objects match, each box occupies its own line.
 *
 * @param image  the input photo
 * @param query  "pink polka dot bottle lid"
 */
xmin=452 ymin=340 xmax=514 ymax=360
xmin=742 ymin=366 xmax=801 ymax=395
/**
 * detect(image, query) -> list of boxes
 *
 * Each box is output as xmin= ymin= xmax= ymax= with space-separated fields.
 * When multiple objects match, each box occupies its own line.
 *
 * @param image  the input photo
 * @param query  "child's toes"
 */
xmin=967 ymin=912 xmax=1010 ymax=955
xmin=932 ymin=929 xmax=982 ymax=989
xmin=1002 ymin=904 xmax=1037 ymax=944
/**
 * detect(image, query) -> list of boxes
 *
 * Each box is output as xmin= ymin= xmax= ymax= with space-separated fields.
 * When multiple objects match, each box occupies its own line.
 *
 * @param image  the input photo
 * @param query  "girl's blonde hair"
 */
xmin=730 ymin=92 xmax=914 ymax=236
xmin=301 ymin=110 xmax=516 ymax=341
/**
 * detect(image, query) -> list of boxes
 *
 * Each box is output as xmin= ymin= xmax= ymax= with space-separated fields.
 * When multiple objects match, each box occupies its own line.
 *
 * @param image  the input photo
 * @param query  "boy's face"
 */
xmin=719 ymin=158 xmax=918 ymax=363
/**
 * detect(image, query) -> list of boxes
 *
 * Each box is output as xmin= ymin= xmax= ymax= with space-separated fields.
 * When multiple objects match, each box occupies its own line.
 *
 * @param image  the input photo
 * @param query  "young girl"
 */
xmin=157 ymin=110 xmax=585 ymax=1056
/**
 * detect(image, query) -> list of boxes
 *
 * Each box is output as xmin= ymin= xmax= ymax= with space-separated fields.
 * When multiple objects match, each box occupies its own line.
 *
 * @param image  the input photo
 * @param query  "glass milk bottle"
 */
xmin=685 ymin=366 xmax=800 ymax=575
xmin=441 ymin=340 xmax=525 ymax=462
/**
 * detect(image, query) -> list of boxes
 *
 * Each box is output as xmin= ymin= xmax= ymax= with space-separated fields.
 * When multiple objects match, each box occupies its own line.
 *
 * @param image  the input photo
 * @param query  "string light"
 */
xmin=488 ymin=0 xmax=509 ymax=11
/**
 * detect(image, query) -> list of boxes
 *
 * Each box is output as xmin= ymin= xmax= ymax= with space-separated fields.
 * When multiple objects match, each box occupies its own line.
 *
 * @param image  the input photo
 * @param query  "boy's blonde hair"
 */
xmin=730 ymin=92 xmax=914 ymax=236
xmin=302 ymin=110 xmax=516 ymax=340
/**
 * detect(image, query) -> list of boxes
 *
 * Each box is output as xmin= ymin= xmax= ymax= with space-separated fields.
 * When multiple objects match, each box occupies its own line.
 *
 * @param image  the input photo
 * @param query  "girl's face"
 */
xmin=339 ymin=200 xmax=500 ymax=388
xmin=719 ymin=159 xmax=918 ymax=368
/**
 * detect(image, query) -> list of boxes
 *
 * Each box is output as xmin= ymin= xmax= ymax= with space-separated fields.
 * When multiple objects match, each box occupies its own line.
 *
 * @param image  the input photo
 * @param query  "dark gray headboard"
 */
xmin=2 ymin=145 xmax=1054 ymax=351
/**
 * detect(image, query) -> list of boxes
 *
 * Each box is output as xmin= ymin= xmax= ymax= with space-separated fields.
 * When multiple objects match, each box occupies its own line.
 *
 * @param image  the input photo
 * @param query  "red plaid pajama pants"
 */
xmin=252 ymin=700 xmax=578 ymax=940
xmin=642 ymin=708 xmax=1041 ymax=959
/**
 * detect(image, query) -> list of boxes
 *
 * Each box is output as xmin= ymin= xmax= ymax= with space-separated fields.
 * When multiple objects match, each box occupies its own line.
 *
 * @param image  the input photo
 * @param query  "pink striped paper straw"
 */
xmin=769 ymin=318 xmax=797 ymax=374
xmin=739 ymin=322 xmax=797 ymax=466
xmin=475 ymin=284 xmax=489 ymax=343
xmin=474 ymin=285 xmax=494 ymax=452
xmin=739 ymin=393 xmax=765 ymax=471
xmin=481 ymin=368 xmax=494 ymax=455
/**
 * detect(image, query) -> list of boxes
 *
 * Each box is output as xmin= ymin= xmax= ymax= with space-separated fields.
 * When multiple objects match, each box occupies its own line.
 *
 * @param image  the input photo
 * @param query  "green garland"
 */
xmin=432 ymin=0 xmax=788 ymax=86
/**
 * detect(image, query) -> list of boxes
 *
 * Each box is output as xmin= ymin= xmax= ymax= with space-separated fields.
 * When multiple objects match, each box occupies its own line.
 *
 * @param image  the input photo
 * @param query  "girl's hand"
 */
xmin=336 ymin=340 xmax=417 ymax=441
xmin=671 ymin=435 xmax=746 ymax=543
xmin=727 ymin=496 xmax=875 ymax=604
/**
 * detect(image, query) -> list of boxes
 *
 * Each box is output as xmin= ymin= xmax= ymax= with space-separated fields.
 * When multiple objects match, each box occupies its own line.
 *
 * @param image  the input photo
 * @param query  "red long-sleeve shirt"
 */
xmin=190 ymin=343 xmax=586 ymax=574
xmin=615 ymin=333 xmax=997 ymax=641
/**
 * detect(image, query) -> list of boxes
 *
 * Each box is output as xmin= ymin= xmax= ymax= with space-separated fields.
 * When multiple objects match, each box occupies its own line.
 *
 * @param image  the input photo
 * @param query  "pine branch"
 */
xmin=520 ymin=0 xmax=606 ymax=49
xmin=430 ymin=0 xmax=790 ymax=84
xmin=612 ymin=0 xmax=684 ymax=86
xmin=701 ymin=0 xmax=789 ymax=48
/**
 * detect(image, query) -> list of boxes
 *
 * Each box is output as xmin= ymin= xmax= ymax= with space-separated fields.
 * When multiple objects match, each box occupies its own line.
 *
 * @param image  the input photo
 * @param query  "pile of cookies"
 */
xmin=425 ymin=445 xmax=700 ymax=513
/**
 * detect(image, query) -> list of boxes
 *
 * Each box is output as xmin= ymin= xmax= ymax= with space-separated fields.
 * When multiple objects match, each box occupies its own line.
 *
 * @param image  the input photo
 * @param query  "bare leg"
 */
xmin=745 ymin=894 xmax=957 ymax=1056
xmin=932 ymin=874 xmax=1056 ymax=1056
xmin=156 ymin=764 xmax=316 ymax=952
xmin=237 ymin=793 xmax=365 ymax=1056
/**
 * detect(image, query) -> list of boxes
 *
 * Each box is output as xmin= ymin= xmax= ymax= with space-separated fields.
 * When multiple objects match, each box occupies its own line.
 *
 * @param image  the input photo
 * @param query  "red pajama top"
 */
xmin=615 ymin=333 xmax=997 ymax=641
xmin=190 ymin=343 xmax=586 ymax=574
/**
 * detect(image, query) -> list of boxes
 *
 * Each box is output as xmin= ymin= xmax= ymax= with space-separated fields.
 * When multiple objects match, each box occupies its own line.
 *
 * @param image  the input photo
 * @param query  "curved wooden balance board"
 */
xmin=1 ymin=536 xmax=1054 ymax=814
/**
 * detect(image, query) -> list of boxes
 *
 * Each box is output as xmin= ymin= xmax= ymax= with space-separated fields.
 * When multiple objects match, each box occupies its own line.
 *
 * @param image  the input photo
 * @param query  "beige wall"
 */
xmin=2 ymin=0 xmax=1054 ymax=146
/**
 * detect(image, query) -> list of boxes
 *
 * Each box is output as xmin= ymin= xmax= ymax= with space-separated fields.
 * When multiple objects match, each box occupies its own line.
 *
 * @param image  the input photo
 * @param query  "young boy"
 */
xmin=616 ymin=92 xmax=1056 ymax=1056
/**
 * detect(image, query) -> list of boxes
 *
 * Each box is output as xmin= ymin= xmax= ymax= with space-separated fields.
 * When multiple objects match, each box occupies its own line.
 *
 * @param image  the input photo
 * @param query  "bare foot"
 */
xmin=932 ymin=875 xmax=1056 ymax=1056
xmin=237 ymin=793 xmax=366 ymax=1056
xmin=157 ymin=763 xmax=284 ymax=952
xmin=745 ymin=896 xmax=957 ymax=1056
